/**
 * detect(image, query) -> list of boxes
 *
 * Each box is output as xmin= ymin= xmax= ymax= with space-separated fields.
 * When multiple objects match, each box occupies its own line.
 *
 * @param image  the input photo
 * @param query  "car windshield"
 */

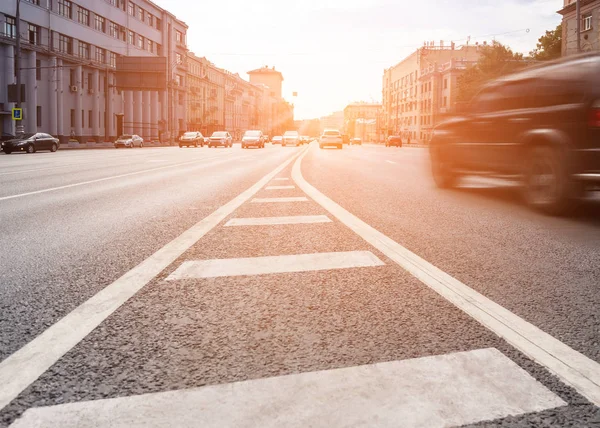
xmin=283 ymin=131 xmax=298 ymax=136
xmin=183 ymin=132 xmax=197 ymax=137
xmin=244 ymin=131 xmax=261 ymax=137
xmin=211 ymin=132 xmax=227 ymax=137
xmin=324 ymin=131 xmax=340 ymax=136
xmin=16 ymin=133 xmax=35 ymax=139
xmin=118 ymin=135 xmax=132 ymax=139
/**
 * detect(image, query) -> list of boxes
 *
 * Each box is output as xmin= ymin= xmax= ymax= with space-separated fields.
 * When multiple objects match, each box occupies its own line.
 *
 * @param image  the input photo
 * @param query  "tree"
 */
xmin=456 ymin=41 xmax=526 ymax=103
xmin=530 ymin=24 xmax=562 ymax=61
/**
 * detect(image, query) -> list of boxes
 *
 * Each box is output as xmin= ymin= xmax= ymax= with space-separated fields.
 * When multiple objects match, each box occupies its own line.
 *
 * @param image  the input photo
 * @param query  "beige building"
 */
xmin=187 ymin=53 xmax=225 ymax=136
xmin=382 ymin=43 xmax=480 ymax=143
xmin=559 ymin=0 xmax=600 ymax=55
xmin=343 ymin=102 xmax=382 ymax=142
xmin=320 ymin=110 xmax=344 ymax=133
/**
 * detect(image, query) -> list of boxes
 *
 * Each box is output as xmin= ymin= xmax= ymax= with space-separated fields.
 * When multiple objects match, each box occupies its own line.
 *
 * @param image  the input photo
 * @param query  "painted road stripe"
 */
xmin=272 ymin=177 xmax=289 ymax=181
xmin=224 ymin=215 xmax=332 ymax=227
xmin=265 ymin=185 xmax=295 ymax=190
xmin=386 ymin=160 xmax=397 ymax=164
xmin=251 ymin=196 xmax=308 ymax=203
xmin=9 ymin=348 xmax=566 ymax=428
xmin=292 ymin=146 xmax=600 ymax=406
xmin=166 ymin=251 xmax=384 ymax=280
xmin=0 ymin=148 xmax=308 ymax=412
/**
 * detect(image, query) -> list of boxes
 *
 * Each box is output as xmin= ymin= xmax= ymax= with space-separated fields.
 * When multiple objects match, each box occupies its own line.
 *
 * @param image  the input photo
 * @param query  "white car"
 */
xmin=115 ymin=134 xmax=143 ymax=148
xmin=272 ymin=136 xmax=283 ymax=145
xmin=282 ymin=130 xmax=300 ymax=147
xmin=242 ymin=130 xmax=265 ymax=149
xmin=208 ymin=131 xmax=233 ymax=148
xmin=319 ymin=130 xmax=343 ymax=149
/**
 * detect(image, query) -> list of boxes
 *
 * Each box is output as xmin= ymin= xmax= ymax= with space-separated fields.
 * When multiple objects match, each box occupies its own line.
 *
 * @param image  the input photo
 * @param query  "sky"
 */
xmin=155 ymin=0 xmax=563 ymax=120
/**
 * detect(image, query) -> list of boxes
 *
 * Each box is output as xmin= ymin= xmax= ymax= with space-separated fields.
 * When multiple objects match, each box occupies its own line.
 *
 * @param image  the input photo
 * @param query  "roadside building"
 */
xmin=559 ymin=0 xmax=600 ymax=55
xmin=0 ymin=0 xmax=187 ymax=143
xmin=343 ymin=102 xmax=382 ymax=142
xmin=320 ymin=110 xmax=344 ymax=133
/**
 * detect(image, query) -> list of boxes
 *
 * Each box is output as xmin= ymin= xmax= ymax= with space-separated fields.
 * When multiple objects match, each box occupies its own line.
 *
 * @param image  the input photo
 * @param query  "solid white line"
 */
xmin=9 ymin=348 xmax=566 ymax=428
xmin=386 ymin=160 xmax=397 ymax=164
xmin=272 ymin=177 xmax=289 ymax=181
xmin=224 ymin=215 xmax=332 ymax=227
xmin=166 ymin=251 xmax=384 ymax=279
xmin=292 ymin=145 xmax=600 ymax=407
xmin=265 ymin=185 xmax=295 ymax=190
xmin=0 ymin=154 xmax=229 ymax=202
xmin=0 ymin=148 xmax=307 ymax=412
xmin=251 ymin=197 xmax=308 ymax=203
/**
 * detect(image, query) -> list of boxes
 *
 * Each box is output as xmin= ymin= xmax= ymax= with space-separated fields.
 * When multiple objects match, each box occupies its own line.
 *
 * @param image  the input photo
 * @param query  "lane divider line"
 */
xmin=224 ymin=215 xmax=332 ymax=227
xmin=265 ymin=185 xmax=295 ymax=190
xmin=292 ymin=144 xmax=600 ymax=407
xmin=251 ymin=197 xmax=308 ymax=203
xmin=0 ymin=147 xmax=308 ymax=412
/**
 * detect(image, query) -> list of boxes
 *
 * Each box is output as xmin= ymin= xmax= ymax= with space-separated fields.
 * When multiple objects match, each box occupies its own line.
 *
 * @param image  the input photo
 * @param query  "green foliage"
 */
xmin=530 ymin=24 xmax=562 ymax=61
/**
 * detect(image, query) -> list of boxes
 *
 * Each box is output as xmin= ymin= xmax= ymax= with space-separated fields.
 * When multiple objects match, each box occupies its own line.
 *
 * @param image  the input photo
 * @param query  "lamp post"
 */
xmin=576 ymin=0 xmax=581 ymax=53
xmin=15 ymin=0 xmax=24 ymax=134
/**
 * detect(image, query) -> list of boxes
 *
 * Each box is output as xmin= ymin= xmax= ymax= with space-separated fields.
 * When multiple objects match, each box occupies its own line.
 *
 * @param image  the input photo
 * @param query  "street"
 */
xmin=1 ymin=143 xmax=600 ymax=427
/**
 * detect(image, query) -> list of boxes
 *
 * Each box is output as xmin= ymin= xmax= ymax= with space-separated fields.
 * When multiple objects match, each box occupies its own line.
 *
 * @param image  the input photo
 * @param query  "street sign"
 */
xmin=12 ymin=108 xmax=23 ymax=120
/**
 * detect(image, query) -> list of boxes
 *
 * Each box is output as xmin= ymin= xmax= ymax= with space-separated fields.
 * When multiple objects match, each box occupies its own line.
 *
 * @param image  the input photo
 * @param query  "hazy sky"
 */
xmin=155 ymin=0 xmax=562 ymax=119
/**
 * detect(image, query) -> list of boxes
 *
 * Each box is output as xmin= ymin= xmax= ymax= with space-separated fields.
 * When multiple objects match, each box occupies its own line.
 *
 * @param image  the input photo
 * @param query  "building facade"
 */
xmin=320 ymin=110 xmax=344 ymax=133
xmin=0 ymin=0 xmax=187 ymax=143
xmin=382 ymin=43 xmax=480 ymax=143
xmin=559 ymin=0 xmax=600 ymax=55
xmin=343 ymin=102 xmax=382 ymax=142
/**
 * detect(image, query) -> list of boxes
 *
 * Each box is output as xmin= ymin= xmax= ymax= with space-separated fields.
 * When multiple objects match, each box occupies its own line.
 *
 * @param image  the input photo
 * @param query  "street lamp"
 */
xmin=15 ymin=0 xmax=24 ymax=134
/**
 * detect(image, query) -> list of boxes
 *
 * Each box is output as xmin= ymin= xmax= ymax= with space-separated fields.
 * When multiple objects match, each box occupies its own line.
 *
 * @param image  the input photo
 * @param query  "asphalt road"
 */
xmin=1 ymin=143 xmax=599 ymax=427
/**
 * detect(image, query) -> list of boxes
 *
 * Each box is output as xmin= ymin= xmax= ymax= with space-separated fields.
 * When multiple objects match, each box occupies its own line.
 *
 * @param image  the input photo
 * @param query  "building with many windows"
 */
xmin=343 ymin=102 xmax=382 ymax=142
xmin=559 ymin=0 xmax=600 ymax=55
xmin=0 ymin=0 xmax=187 ymax=143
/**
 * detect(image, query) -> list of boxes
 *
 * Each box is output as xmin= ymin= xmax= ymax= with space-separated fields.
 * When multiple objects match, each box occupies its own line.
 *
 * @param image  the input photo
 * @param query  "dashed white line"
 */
xmin=265 ymin=185 xmax=295 ymax=190
xmin=224 ymin=215 xmax=331 ymax=227
xmin=251 ymin=197 xmax=308 ymax=203
xmin=386 ymin=160 xmax=397 ymax=164
xmin=272 ymin=178 xmax=289 ymax=181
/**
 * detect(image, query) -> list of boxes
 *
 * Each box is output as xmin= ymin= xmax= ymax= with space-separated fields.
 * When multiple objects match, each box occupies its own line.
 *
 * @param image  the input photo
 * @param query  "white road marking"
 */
xmin=0 ymin=148 xmax=307 ymax=412
xmin=292 ymin=146 xmax=600 ymax=407
xmin=166 ymin=251 xmax=384 ymax=280
xmin=272 ymin=177 xmax=289 ymax=181
xmin=386 ymin=160 xmax=397 ymax=164
xmin=265 ymin=185 xmax=295 ymax=190
xmin=9 ymin=348 xmax=566 ymax=428
xmin=224 ymin=215 xmax=332 ymax=227
xmin=251 ymin=196 xmax=308 ymax=203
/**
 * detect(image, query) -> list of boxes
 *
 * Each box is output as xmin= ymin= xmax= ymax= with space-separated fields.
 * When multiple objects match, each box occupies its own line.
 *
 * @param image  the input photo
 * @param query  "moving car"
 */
xmin=115 ymin=134 xmax=143 ymax=148
xmin=429 ymin=53 xmax=600 ymax=215
xmin=242 ymin=130 xmax=265 ymax=149
xmin=282 ymin=130 xmax=301 ymax=147
xmin=386 ymin=135 xmax=402 ymax=147
xmin=1 ymin=133 xmax=59 ymax=154
xmin=179 ymin=131 xmax=204 ymax=148
xmin=272 ymin=136 xmax=283 ymax=145
xmin=351 ymin=137 xmax=362 ymax=145
xmin=319 ymin=129 xmax=343 ymax=149
xmin=208 ymin=131 xmax=233 ymax=148
xmin=341 ymin=134 xmax=350 ymax=145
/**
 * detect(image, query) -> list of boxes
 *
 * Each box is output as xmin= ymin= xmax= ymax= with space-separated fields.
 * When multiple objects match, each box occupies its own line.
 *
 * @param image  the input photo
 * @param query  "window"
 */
xmin=28 ymin=23 xmax=39 ymax=44
xmin=94 ymin=15 xmax=105 ymax=32
xmin=25 ymin=0 xmax=41 ymax=5
xmin=4 ymin=16 xmax=16 ymax=38
xmin=87 ymin=73 xmax=92 ymax=91
xmin=444 ymin=79 xmax=448 ymax=89
xmin=176 ymin=53 xmax=183 ymax=64
xmin=109 ymin=21 xmax=119 ymax=38
xmin=146 ymin=39 xmax=153 ymax=53
xmin=37 ymin=106 xmax=42 ymax=127
xmin=128 ymin=2 xmax=135 ymax=16
xmin=109 ymin=51 xmax=117 ymax=68
xmin=77 ymin=7 xmax=89 ymax=25
xmin=174 ymin=74 xmax=182 ymax=86
xmin=137 ymin=35 xmax=144 ymax=49
xmin=583 ymin=13 xmax=592 ymax=31
xmin=156 ymin=44 xmax=161 ymax=56
xmin=88 ymin=110 xmax=92 ymax=128
xmin=81 ymin=109 xmax=85 ymax=128
xmin=147 ymin=13 xmax=153 ymax=26
xmin=70 ymin=109 xmax=75 ymax=128
xmin=155 ymin=18 xmax=161 ymax=30
xmin=58 ymin=0 xmax=72 ymax=18
xmin=175 ymin=30 xmax=183 ymax=44
xmin=128 ymin=30 xmax=134 ymax=45
xmin=78 ymin=41 xmax=90 ymax=59
xmin=36 ymin=59 xmax=41 ymax=80
xmin=137 ymin=7 xmax=144 ymax=21
xmin=58 ymin=34 xmax=72 ymax=54
xmin=443 ymin=96 xmax=447 ymax=107
xmin=95 ymin=47 xmax=106 ymax=63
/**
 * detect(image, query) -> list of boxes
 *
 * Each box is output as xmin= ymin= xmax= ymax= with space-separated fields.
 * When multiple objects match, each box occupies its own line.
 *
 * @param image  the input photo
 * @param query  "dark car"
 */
xmin=429 ymin=53 xmax=600 ymax=215
xmin=1 ymin=132 xmax=59 ymax=154
xmin=386 ymin=135 xmax=402 ymax=147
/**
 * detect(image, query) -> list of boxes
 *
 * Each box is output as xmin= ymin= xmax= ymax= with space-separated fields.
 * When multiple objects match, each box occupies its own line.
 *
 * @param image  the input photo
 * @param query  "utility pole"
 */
xmin=576 ymin=0 xmax=581 ymax=52
xmin=15 ymin=0 xmax=24 ymax=134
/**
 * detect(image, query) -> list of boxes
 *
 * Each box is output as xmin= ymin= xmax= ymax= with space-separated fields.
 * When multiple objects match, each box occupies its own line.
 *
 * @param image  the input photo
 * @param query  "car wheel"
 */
xmin=431 ymin=144 xmax=458 ymax=188
xmin=524 ymin=145 xmax=575 ymax=215
xmin=140 ymin=142 xmax=143 ymax=148
xmin=26 ymin=144 xmax=35 ymax=154
xmin=50 ymin=143 xmax=58 ymax=152
xmin=3 ymin=149 xmax=12 ymax=154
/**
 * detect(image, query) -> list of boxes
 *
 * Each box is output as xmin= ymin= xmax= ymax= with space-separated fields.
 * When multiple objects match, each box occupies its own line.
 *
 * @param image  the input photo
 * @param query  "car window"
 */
xmin=494 ymin=79 xmax=539 ymax=111
xmin=470 ymin=87 xmax=502 ymax=114
xmin=534 ymin=77 xmax=586 ymax=108
xmin=324 ymin=131 xmax=340 ymax=136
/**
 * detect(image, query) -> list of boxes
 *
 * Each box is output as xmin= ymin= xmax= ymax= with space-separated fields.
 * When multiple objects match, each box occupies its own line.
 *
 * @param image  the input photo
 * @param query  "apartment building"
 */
xmin=320 ymin=110 xmax=344 ymax=133
xmin=0 ymin=0 xmax=187 ymax=143
xmin=186 ymin=53 xmax=225 ymax=136
xmin=559 ymin=0 xmax=600 ymax=55
xmin=382 ymin=43 xmax=480 ymax=142
xmin=343 ymin=102 xmax=382 ymax=142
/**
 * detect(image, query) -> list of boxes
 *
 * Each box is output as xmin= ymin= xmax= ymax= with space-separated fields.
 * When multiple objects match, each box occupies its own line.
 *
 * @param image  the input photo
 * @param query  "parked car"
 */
xmin=1 ymin=132 xmax=59 ymax=154
xmin=242 ymin=130 xmax=265 ymax=149
xmin=351 ymin=137 xmax=362 ymax=145
xmin=282 ymin=130 xmax=301 ymax=147
xmin=386 ymin=135 xmax=402 ymax=147
xmin=429 ymin=53 xmax=600 ymax=215
xmin=179 ymin=131 xmax=204 ymax=148
xmin=319 ymin=129 xmax=343 ymax=149
xmin=1 ymin=132 xmax=15 ymax=142
xmin=115 ymin=134 xmax=143 ymax=148
xmin=208 ymin=131 xmax=233 ymax=148
xmin=272 ymin=136 xmax=283 ymax=145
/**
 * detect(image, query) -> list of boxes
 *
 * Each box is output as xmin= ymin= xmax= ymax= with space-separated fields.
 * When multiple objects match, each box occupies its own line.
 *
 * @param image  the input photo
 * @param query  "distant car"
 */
xmin=319 ymin=129 xmax=343 ymax=149
xmin=115 ymin=134 xmax=143 ymax=148
xmin=1 ymin=132 xmax=59 ymax=154
xmin=386 ymin=136 xmax=402 ymax=147
xmin=351 ymin=137 xmax=362 ymax=145
xmin=341 ymin=134 xmax=350 ymax=145
xmin=272 ymin=136 xmax=283 ymax=145
xmin=208 ymin=131 xmax=233 ymax=148
xmin=179 ymin=131 xmax=204 ymax=148
xmin=264 ymin=135 xmax=270 ymax=143
xmin=430 ymin=53 xmax=600 ymax=215
xmin=242 ymin=130 xmax=265 ymax=149
xmin=283 ymin=130 xmax=301 ymax=147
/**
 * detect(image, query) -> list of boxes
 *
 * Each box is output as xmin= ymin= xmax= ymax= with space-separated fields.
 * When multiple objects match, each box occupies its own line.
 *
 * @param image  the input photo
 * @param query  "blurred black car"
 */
xmin=1 ymin=133 xmax=59 ymax=154
xmin=1 ymin=132 xmax=15 ymax=142
xmin=386 ymin=135 xmax=402 ymax=147
xmin=430 ymin=53 xmax=600 ymax=215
